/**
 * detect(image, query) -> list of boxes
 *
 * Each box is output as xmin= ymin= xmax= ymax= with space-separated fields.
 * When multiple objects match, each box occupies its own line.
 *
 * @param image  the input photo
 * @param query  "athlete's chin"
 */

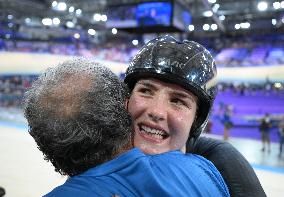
xmin=134 ymin=140 xmax=167 ymax=155
xmin=141 ymin=146 xmax=166 ymax=155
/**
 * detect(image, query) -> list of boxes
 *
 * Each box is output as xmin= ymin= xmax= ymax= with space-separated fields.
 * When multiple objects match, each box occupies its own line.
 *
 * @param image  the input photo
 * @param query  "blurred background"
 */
xmin=0 ymin=0 xmax=284 ymax=196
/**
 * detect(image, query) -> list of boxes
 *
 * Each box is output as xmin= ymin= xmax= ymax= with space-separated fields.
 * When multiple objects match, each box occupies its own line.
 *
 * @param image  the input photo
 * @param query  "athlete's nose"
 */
xmin=147 ymin=98 xmax=166 ymax=122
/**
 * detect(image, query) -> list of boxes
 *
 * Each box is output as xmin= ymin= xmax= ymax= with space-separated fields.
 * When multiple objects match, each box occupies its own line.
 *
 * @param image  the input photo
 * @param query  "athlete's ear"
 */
xmin=125 ymin=99 xmax=129 ymax=111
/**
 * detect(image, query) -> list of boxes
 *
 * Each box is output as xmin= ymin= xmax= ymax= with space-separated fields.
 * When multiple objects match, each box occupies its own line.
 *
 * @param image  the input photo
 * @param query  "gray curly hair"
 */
xmin=24 ymin=58 xmax=133 ymax=176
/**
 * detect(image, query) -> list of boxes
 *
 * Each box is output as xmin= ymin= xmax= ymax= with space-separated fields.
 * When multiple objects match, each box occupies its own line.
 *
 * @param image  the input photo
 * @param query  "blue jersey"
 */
xmin=45 ymin=148 xmax=230 ymax=197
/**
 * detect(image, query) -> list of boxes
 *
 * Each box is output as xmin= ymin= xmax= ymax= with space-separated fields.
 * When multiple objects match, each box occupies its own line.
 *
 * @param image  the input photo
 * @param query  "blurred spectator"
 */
xmin=278 ymin=115 xmax=284 ymax=158
xmin=0 ymin=75 xmax=283 ymax=110
xmin=1 ymin=39 xmax=284 ymax=66
xmin=222 ymin=105 xmax=233 ymax=140
xmin=1 ymin=40 xmax=138 ymax=63
xmin=217 ymin=82 xmax=283 ymax=97
xmin=259 ymin=113 xmax=272 ymax=152
xmin=0 ymin=75 xmax=35 ymax=107
xmin=0 ymin=39 xmax=283 ymax=109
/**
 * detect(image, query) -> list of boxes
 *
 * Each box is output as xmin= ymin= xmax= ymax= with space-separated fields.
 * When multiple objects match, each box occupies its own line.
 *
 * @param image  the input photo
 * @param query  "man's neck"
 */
xmin=112 ymin=140 xmax=134 ymax=159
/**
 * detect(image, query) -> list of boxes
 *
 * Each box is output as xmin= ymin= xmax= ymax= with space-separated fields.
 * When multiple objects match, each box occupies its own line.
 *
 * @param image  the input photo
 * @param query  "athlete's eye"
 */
xmin=171 ymin=98 xmax=188 ymax=107
xmin=138 ymin=87 xmax=152 ymax=95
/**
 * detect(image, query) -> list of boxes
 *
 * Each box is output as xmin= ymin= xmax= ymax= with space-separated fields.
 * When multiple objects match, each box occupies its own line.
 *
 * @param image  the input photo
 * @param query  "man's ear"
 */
xmin=125 ymin=99 xmax=129 ymax=111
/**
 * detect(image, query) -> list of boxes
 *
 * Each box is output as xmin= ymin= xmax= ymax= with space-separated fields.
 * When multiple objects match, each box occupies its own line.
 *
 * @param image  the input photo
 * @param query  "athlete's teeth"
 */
xmin=141 ymin=125 xmax=166 ymax=137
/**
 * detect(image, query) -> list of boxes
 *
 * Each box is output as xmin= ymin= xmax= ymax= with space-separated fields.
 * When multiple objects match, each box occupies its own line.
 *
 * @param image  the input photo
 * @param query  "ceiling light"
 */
xmin=66 ymin=21 xmax=75 ymax=28
xmin=208 ymin=0 xmax=216 ymax=4
xmin=75 ymin=9 xmax=82 ymax=16
xmin=93 ymin=13 xmax=101 ymax=21
xmin=42 ymin=18 xmax=52 ymax=26
xmin=211 ymin=24 xmax=218 ymax=30
xmin=203 ymin=10 xmax=213 ymax=17
xmin=240 ymin=22 xmax=250 ymax=29
xmin=25 ymin=18 xmax=31 ymax=24
xmin=212 ymin=4 xmax=220 ymax=12
xmin=132 ymin=40 xmax=139 ymax=46
xmin=272 ymin=19 xmax=277 ymax=25
xmin=257 ymin=1 xmax=268 ymax=11
xmin=219 ymin=15 xmax=225 ymax=21
xmin=101 ymin=15 xmax=107 ymax=22
xmin=235 ymin=24 xmax=240 ymax=29
xmin=203 ymin=24 xmax=210 ymax=31
xmin=57 ymin=2 xmax=67 ymax=11
xmin=69 ymin=6 xmax=75 ymax=13
xmin=74 ymin=33 xmax=80 ymax=39
xmin=52 ymin=1 xmax=57 ymax=7
xmin=281 ymin=1 xmax=284 ymax=8
xmin=188 ymin=25 xmax=194 ymax=31
xmin=88 ymin=29 xmax=96 ymax=35
xmin=7 ymin=15 xmax=13 ymax=20
xmin=273 ymin=2 xmax=280 ymax=9
xmin=52 ymin=18 xmax=60 ymax=25
xmin=112 ymin=28 xmax=117 ymax=34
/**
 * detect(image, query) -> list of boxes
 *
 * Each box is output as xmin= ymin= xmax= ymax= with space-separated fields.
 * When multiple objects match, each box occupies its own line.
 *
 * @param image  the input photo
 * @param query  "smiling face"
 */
xmin=127 ymin=78 xmax=198 ymax=154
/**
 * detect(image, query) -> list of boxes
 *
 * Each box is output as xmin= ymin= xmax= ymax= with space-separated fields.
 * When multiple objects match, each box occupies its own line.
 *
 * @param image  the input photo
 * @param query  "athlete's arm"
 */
xmin=187 ymin=136 xmax=266 ymax=197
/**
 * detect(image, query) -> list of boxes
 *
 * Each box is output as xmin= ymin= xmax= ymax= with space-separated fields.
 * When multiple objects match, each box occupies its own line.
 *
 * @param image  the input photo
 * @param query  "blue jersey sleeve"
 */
xmin=192 ymin=154 xmax=230 ymax=197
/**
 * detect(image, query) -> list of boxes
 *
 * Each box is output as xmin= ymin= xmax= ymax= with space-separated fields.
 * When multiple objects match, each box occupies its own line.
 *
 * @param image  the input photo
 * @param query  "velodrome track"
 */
xmin=1 ymin=122 xmax=284 ymax=197
xmin=0 ymin=123 xmax=67 ymax=197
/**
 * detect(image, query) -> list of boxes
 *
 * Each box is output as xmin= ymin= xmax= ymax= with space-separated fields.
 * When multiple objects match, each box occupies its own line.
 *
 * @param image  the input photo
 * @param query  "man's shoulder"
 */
xmin=151 ymin=150 xmax=211 ymax=161
xmin=43 ymin=182 xmax=99 ymax=197
xmin=150 ymin=150 xmax=219 ymax=172
xmin=44 ymin=175 xmax=110 ymax=197
xmin=82 ymin=148 xmax=146 ymax=177
xmin=149 ymin=151 xmax=230 ymax=196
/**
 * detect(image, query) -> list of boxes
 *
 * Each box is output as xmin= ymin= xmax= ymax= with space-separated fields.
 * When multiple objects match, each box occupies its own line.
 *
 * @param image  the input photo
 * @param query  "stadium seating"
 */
xmin=1 ymin=40 xmax=284 ymax=67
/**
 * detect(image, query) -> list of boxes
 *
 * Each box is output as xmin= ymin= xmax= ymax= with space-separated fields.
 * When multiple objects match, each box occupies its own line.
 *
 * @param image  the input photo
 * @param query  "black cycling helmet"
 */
xmin=124 ymin=35 xmax=217 ymax=140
